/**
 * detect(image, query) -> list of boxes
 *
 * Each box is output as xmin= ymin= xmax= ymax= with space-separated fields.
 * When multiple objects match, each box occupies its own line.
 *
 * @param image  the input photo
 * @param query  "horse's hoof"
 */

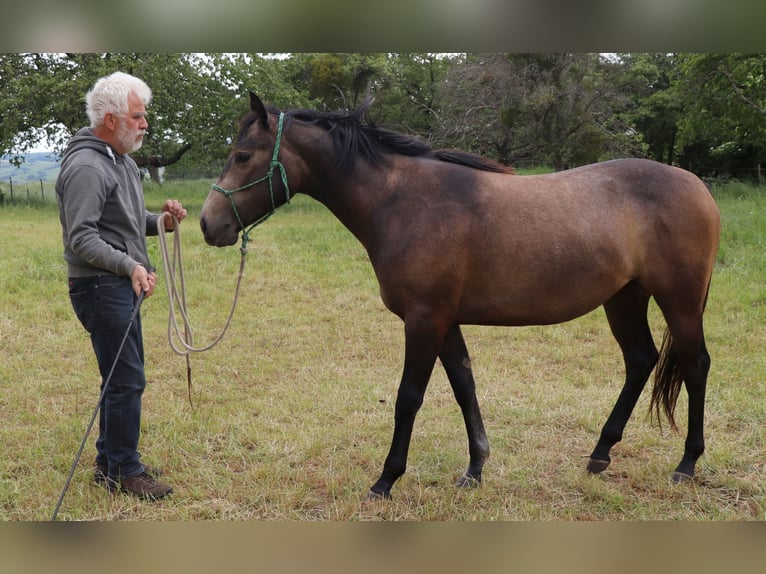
xmin=586 ymin=458 xmax=610 ymax=474
xmin=455 ymin=473 xmax=481 ymax=488
xmin=671 ymin=471 xmax=693 ymax=483
xmin=366 ymin=488 xmax=392 ymax=501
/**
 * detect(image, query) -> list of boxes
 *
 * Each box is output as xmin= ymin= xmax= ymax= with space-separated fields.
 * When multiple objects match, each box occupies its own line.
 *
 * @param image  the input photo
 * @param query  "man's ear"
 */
xmin=103 ymin=112 xmax=117 ymax=130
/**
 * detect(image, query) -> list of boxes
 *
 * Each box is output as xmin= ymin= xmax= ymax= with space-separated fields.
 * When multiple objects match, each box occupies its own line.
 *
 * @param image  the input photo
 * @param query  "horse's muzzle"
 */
xmin=200 ymin=215 xmax=238 ymax=247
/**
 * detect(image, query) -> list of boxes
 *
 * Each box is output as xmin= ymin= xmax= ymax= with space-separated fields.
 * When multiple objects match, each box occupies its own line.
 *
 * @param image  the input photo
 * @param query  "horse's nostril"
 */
xmin=200 ymin=217 xmax=207 ymax=234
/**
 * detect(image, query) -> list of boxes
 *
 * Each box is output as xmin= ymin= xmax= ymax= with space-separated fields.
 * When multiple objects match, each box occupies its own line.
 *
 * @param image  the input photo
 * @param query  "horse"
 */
xmin=200 ymin=92 xmax=720 ymax=499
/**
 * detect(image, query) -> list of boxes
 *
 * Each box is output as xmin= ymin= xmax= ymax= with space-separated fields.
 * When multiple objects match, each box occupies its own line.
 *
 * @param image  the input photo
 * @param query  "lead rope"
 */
xmin=157 ymin=212 xmax=248 ymax=411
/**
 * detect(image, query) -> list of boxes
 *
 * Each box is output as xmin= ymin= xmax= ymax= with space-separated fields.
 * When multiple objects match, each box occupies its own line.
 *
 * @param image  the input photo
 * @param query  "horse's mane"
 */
xmin=282 ymin=97 xmax=514 ymax=175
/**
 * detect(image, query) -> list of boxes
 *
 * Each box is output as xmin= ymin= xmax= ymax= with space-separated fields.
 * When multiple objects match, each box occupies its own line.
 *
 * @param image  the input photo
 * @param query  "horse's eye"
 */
xmin=235 ymin=151 xmax=252 ymax=163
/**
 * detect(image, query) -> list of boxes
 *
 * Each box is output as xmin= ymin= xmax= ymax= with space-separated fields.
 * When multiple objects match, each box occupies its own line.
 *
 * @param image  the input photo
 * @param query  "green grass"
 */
xmin=1 ymin=178 xmax=765 ymax=521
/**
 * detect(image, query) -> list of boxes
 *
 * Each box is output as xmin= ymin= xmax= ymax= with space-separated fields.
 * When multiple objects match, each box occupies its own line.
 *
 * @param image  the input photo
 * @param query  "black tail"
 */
xmin=650 ymin=328 xmax=683 ymax=431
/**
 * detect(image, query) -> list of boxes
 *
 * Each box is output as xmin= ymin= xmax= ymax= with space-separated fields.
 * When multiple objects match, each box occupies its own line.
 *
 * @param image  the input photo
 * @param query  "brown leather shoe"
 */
xmin=94 ymin=462 xmax=162 ymax=485
xmin=116 ymin=471 xmax=173 ymax=500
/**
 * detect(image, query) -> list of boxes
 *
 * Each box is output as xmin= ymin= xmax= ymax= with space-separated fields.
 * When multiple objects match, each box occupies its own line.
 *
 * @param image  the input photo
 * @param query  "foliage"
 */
xmin=283 ymin=53 xmax=389 ymax=110
xmin=3 ymin=53 xmax=766 ymax=179
xmin=371 ymin=54 xmax=453 ymax=138
xmin=0 ymin=53 xmax=65 ymax=163
xmin=617 ymin=53 xmax=682 ymax=165
xmin=674 ymin=54 xmax=766 ymax=177
xmin=434 ymin=53 xmax=648 ymax=168
xmin=163 ymin=53 xmax=312 ymax=178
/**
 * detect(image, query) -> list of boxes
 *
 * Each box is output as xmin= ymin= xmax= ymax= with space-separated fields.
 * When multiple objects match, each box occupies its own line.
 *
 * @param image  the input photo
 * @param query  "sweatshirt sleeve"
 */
xmin=145 ymin=210 xmax=160 ymax=236
xmin=60 ymin=165 xmax=140 ymax=277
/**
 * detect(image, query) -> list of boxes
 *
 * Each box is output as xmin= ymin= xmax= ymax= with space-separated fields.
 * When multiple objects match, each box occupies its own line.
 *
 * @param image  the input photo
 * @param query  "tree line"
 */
xmin=2 ymin=53 xmax=765 ymax=182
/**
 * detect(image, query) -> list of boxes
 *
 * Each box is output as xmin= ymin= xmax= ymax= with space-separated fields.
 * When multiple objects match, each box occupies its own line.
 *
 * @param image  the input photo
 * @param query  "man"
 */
xmin=56 ymin=71 xmax=187 ymax=500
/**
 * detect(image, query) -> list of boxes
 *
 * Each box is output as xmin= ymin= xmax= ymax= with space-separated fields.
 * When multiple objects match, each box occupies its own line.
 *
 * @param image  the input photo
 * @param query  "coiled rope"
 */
xmin=156 ymin=212 xmax=248 ymax=410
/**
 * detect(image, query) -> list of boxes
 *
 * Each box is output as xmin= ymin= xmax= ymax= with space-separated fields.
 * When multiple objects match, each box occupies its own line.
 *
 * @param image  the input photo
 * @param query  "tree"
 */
xmin=0 ymin=53 xmax=70 ymax=164
xmin=674 ymin=53 xmax=766 ymax=178
xmin=6 ymin=52 xmax=765 ymax=181
xmin=161 ymin=53 xmax=311 ymax=179
xmin=0 ymin=53 xmax=292 ymax=182
xmin=1 ymin=54 xmax=197 ymax=181
xmin=433 ymin=53 xmax=647 ymax=169
xmin=370 ymin=53 xmax=454 ymax=142
xmin=618 ymin=53 xmax=682 ymax=165
xmin=283 ymin=53 xmax=389 ymax=110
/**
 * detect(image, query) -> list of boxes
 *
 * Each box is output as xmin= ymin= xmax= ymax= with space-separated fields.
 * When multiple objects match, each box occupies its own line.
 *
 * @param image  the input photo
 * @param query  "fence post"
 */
xmin=40 ymin=179 xmax=44 ymax=200
xmin=9 ymin=176 xmax=13 ymax=202
xmin=758 ymin=163 xmax=762 ymax=185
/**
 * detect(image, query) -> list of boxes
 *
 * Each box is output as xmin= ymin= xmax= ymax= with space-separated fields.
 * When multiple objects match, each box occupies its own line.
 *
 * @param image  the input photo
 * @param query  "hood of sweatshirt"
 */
xmin=61 ymin=127 xmax=124 ymax=167
xmin=56 ymin=127 xmax=157 ymax=278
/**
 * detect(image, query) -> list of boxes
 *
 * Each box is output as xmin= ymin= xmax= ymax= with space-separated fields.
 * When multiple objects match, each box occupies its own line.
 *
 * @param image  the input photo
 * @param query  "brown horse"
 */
xmin=200 ymin=92 xmax=720 ymax=499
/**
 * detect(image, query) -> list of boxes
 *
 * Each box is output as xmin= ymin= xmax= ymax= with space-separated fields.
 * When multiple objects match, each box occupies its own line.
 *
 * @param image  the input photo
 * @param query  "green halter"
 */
xmin=211 ymin=112 xmax=290 ymax=253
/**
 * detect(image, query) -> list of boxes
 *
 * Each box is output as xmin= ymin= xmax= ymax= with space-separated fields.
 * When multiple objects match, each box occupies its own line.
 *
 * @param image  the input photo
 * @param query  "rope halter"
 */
xmin=211 ymin=111 xmax=290 ymax=253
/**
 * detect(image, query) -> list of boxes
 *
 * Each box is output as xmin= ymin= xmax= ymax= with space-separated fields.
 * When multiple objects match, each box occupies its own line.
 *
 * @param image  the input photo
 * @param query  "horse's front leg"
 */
xmin=440 ymin=324 xmax=489 ymax=487
xmin=368 ymin=317 xmax=445 ymax=499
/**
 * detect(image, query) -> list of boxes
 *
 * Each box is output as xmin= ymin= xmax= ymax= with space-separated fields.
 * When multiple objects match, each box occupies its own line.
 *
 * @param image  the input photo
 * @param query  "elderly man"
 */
xmin=56 ymin=71 xmax=187 ymax=500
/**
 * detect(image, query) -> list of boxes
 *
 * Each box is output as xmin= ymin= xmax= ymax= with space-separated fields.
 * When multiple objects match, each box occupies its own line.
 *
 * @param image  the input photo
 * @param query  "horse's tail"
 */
xmin=650 ymin=328 xmax=683 ymax=431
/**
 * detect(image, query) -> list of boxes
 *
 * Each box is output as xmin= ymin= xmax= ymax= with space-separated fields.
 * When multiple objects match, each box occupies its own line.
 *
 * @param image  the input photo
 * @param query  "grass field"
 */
xmin=1 ymin=175 xmax=765 ymax=521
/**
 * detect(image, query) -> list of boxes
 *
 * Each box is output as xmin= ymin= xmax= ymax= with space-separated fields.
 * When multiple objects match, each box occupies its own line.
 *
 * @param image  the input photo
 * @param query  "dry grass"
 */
xmin=1 ymin=179 xmax=765 ymax=521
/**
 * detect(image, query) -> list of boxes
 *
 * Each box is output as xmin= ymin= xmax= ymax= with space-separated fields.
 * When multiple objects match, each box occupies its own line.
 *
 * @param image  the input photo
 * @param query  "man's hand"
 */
xmin=131 ymin=264 xmax=157 ymax=298
xmin=160 ymin=199 xmax=188 ymax=231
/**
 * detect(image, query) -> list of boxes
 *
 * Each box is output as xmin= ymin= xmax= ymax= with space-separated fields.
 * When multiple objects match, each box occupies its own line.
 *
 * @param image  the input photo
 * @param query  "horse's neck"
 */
xmin=309 ymin=180 xmax=377 ymax=248
xmin=291 ymin=126 xmax=416 ymax=251
xmin=302 ymin=161 xmax=395 ymax=251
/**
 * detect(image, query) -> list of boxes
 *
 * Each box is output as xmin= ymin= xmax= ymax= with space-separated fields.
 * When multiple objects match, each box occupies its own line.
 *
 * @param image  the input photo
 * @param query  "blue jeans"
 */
xmin=69 ymin=275 xmax=146 ymax=480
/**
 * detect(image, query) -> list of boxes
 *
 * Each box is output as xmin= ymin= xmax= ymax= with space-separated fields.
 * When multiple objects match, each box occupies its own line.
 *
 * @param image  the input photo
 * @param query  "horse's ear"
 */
xmin=249 ymin=91 xmax=269 ymax=129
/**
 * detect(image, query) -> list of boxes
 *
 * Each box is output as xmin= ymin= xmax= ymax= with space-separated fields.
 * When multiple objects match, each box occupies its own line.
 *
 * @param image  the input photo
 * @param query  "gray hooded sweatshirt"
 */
xmin=56 ymin=127 xmax=160 ymax=278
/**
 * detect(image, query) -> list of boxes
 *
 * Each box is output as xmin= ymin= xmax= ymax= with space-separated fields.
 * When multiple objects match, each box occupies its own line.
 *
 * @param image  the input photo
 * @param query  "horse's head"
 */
xmin=200 ymin=92 xmax=291 ymax=247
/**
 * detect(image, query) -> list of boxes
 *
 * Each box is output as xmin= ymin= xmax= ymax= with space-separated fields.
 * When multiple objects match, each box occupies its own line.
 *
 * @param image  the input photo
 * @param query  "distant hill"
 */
xmin=0 ymin=152 xmax=60 ymax=184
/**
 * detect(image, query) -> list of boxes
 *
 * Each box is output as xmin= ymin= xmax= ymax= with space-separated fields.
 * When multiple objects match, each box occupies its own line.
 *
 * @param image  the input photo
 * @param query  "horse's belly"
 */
xmin=457 ymin=266 xmax=628 ymax=326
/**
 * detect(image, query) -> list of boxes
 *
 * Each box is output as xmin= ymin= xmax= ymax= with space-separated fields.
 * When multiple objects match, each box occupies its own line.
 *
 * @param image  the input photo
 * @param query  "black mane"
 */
xmin=283 ymin=97 xmax=513 ymax=174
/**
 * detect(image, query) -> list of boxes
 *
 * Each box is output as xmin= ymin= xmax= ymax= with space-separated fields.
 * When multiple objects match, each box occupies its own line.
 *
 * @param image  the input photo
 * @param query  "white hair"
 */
xmin=85 ymin=71 xmax=152 ymax=127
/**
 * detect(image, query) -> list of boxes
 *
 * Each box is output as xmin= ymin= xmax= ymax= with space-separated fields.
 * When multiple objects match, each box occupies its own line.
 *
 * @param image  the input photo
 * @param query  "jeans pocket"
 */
xmin=95 ymin=275 xmax=129 ymax=290
xmin=94 ymin=276 xmax=135 ymax=326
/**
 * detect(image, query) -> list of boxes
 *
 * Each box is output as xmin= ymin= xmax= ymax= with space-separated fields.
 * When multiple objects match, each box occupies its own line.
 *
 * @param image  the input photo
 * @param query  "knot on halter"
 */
xmin=211 ymin=111 xmax=290 ymax=252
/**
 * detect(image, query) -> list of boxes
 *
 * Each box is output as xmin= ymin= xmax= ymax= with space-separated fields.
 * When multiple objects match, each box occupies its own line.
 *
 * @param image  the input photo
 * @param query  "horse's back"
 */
xmin=522 ymin=158 xmax=713 ymax=206
xmin=456 ymin=159 xmax=718 ymax=325
xmin=501 ymin=158 xmax=719 ymax=247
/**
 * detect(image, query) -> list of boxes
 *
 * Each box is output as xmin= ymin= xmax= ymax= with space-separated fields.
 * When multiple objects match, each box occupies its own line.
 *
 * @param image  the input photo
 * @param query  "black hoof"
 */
xmin=586 ymin=458 xmax=610 ymax=474
xmin=455 ymin=473 xmax=481 ymax=488
xmin=671 ymin=471 xmax=693 ymax=483
xmin=366 ymin=488 xmax=392 ymax=501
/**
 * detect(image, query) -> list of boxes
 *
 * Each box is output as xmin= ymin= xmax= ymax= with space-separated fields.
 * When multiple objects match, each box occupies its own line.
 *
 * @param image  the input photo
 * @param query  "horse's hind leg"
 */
xmin=439 ymin=324 xmax=490 ymax=487
xmin=588 ymin=282 xmax=658 ymax=474
xmin=656 ymin=308 xmax=710 ymax=482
